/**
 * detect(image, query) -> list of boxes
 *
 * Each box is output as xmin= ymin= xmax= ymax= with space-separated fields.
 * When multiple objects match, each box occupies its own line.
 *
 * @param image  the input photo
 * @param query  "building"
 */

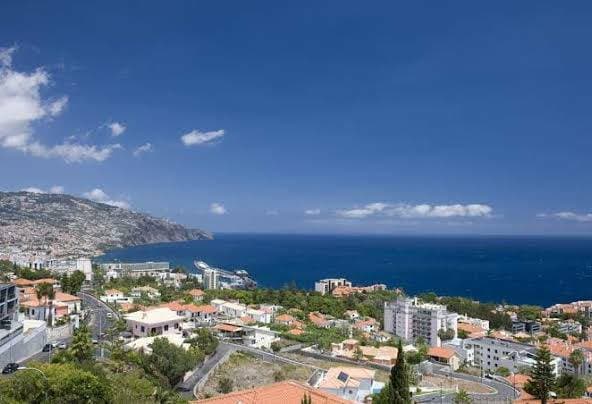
xmin=0 ymin=284 xmax=19 ymax=342
xmin=130 ymin=286 xmax=161 ymax=300
xmin=465 ymin=336 xmax=561 ymax=375
xmin=189 ymin=380 xmax=350 ymax=404
xmin=330 ymin=339 xmax=398 ymax=366
xmin=314 ymin=278 xmax=352 ymax=295
xmin=124 ymin=308 xmax=184 ymax=337
xmin=203 ymin=268 xmax=219 ymax=290
xmin=427 ymin=346 xmax=461 ymax=370
xmin=46 ymin=258 xmax=93 ymax=281
xmin=246 ymin=308 xmax=271 ymax=324
xmin=331 ymin=284 xmax=387 ymax=298
xmin=242 ymin=326 xmax=279 ymax=349
xmin=557 ymin=320 xmax=583 ymax=335
xmin=100 ymin=289 xmax=132 ymax=304
xmin=187 ymin=289 xmax=204 ymax=302
xmin=100 ymin=261 xmax=170 ymax=279
xmin=315 ymin=366 xmax=383 ymax=402
xmin=384 ymin=297 xmax=458 ymax=346
xmin=458 ymin=314 xmax=490 ymax=330
xmin=511 ymin=321 xmax=541 ymax=335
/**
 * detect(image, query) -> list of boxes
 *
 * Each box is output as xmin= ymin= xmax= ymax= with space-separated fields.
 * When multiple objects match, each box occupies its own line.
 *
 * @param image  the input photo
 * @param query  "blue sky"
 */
xmin=1 ymin=1 xmax=591 ymax=234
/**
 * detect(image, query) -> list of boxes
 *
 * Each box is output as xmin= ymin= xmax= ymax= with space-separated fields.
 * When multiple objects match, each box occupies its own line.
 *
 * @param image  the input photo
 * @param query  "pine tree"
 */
xmin=525 ymin=346 xmax=556 ymax=404
xmin=388 ymin=339 xmax=412 ymax=404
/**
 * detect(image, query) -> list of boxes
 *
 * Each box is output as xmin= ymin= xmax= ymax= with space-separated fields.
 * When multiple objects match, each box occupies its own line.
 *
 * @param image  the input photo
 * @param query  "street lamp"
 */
xmin=17 ymin=366 xmax=49 ymax=401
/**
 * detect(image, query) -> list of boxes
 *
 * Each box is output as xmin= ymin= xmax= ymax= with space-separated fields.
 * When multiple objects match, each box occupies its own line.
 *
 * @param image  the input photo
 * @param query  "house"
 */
xmin=457 ymin=322 xmax=486 ymax=338
xmin=189 ymin=380 xmax=349 ymax=404
xmin=246 ymin=308 xmax=271 ymax=324
xmin=21 ymin=291 xmax=81 ymax=325
xmin=288 ymin=328 xmax=305 ymax=336
xmin=315 ymin=367 xmax=384 ymax=402
xmin=428 ymin=346 xmax=461 ymax=370
xmin=54 ymin=292 xmax=81 ymax=314
xmin=353 ymin=317 xmax=379 ymax=334
xmin=309 ymin=311 xmax=330 ymax=328
xmin=124 ymin=308 xmax=184 ymax=337
xmin=242 ymin=326 xmax=279 ymax=349
xmin=344 ymin=310 xmax=360 ymax=321
xmin=219 ymin=301 xmax=248 ymax=319
xmin=275 ymin=313 xmax=297 ymax=327
xmin=330 ymin=339 xmax=398 ymax=366
xmin=100 ymin=289 xmax=132 ymax=304
xmin=187 ymin=288 xmax=204 ymax=302
xmin=130 ymin=286 xmax=161 ymax=299
xmin=213 ymin=323 xmax=243 ymax=340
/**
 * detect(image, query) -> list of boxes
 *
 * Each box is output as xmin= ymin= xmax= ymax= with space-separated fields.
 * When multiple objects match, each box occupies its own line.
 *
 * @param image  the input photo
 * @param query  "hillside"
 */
xmin=0 ymin=191 xmax=212 ymax=257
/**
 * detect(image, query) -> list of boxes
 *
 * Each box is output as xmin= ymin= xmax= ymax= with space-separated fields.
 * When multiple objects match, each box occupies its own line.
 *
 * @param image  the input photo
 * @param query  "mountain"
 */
xmin=0 ymin=191 xmax=212 ymax=258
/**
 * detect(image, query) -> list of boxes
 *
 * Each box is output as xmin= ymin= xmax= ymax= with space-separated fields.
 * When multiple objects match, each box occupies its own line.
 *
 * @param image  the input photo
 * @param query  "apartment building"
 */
xmin=203 ymin=268 xmax=219 ymax=290
xmin=464 ymin=336 xmax=561 ymax=375
xmin=314 ymin=278 xmax=352 ymax=295
xmin=384 ymin=297 xmax=458 ymax=346
xmin=100 ymin=261 xmax=170 ymax=279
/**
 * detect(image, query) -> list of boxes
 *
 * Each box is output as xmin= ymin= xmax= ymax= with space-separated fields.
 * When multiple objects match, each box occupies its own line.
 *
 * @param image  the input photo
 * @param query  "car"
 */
xmin=42 ymin=343 xmax=53 ymax=352
xmin=106 ymin=313 xmax=113 ymax=319
xmin=92 ymin=339 xmax=99 ymax=344
xmin=2 ymin=363 xmax=19 ymax=374
xmin=57 ymin=342 xmax=67 ymax=349
xmin=51 ymin=342 xmax=58 ymax=348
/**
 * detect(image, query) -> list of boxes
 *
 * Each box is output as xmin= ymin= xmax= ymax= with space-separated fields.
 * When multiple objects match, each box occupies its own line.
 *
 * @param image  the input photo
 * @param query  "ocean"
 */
xmin=98 ymin=234 xmax=592 ymax=307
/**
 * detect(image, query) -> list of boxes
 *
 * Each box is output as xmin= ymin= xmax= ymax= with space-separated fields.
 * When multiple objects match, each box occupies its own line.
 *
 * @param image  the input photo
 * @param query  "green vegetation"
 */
xmin=494 ymin=366 xmax=510 ymax=377
xmin=60 ymin=270 xmax=86 ymax=294
xmin=453 ymin=388 xmax=472 ymax=404
xmin=375 ymin=340 xmax=411 ymax=404
xmin=555 ymin=373 xmax=587 ymax=398
xmin=524 ymin=346 xmax=555 ymax=404
xmin=217 ymin=377 xmax=233 ymax=394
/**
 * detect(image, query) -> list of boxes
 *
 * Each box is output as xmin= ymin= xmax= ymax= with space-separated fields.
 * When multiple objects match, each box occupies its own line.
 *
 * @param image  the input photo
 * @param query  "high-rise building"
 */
xmin=384 ymin=297 xmax=458 ymax=347
xmin=203 ymin=268 xmax=219 ymax=290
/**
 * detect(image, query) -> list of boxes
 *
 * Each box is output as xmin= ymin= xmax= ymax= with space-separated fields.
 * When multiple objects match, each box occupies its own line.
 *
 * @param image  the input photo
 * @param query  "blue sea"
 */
xmin=98 ymin=234 xmax=592 ymax=307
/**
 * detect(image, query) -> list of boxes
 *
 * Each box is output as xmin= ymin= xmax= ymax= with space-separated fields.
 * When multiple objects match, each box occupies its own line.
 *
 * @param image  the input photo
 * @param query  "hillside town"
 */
xmin=1 ymin=257 xmax=592 ymax=403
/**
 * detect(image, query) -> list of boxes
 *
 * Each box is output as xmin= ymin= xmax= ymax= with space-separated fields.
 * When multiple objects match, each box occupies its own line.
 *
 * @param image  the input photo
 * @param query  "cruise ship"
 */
xmin=193 ymin=260 xmax=257 ymax=289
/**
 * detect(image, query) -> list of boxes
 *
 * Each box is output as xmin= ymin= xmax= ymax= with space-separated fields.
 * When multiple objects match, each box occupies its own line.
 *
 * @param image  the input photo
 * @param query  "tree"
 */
xmin=555 ymin=373 xmax=586 ymax=398
xmin=60 ymin=270 xmax=86 ymax=294
xmin=389 ymin=339 xmax=412 ymax=403
xmin=36 ymin=282 xmax=55 ymax=326
xmin=495 ymin=366 xmax=511 ymax=377
xmin=568 ymin=349 xmax=584 ymax=376
xmin=437 ymin=328 xmax=455 ymax=341
xmin=525 ymin=346 xmax=556 ymax=404
xmin=187 ymin=328 xmax=218 ymax=355
xmin=453 ymin=388 xmax=472 ymax=404
xmin=301 ymin=393 xmax=312 ymax=404
xmin=70 ymin=324 xmax=94 ymax=362
xmin=139 ymin=337 xmax=200 ymax=387
xmin=354 ymin=346 xmax=364 ymax=361
xmin=218 ymin=377 xmax=233 ymax=394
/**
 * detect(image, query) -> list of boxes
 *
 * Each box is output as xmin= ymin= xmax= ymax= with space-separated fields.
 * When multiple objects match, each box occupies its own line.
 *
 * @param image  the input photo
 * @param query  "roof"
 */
xmin=506 ymin=374 xmax=531 ymax=389
xmin=318 ymin=366 xmax=375 ymax=389
xmin=275 ymin=314 xmax=295 ymax=322
xmin=12 ymin=278 xmax=35 ymax=286
xmin=32 ymin=278 xmax=57 ymax=285
xmin=214 ymin=323 xmax=242 ymax=333
xmin=240 ymin=316 xmax=256 ymax=325
xmin=458 ymin=322 xmax=485 ymax=335
xmin=124 ymin=308 xmax=184 ymax=324
xmin=428 ymin=347 xmax=457 ymax=360
xmin=188 ymin=289 xmax=205 ymax=297
xmin=191 ymin=380 xmax=349 ymax=404
xmin=54 ymin=292 xmax=81 ymax=302
xmin=288 ymin=328 xmax=304 ymax=336
xmin=195 ymin=304 xmax=216 ymax=314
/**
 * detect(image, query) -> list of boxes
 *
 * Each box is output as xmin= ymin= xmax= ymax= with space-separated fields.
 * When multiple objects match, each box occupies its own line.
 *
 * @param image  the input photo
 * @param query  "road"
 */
xmin=414 ymin=364 xmax=517 ymax=403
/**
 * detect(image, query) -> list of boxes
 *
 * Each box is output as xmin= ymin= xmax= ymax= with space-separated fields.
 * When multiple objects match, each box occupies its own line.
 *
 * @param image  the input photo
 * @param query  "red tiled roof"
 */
xmin=428 ymin=347 xmax=457 ymax=360
xmin=191 ymin=380 xmax=349 ymax=404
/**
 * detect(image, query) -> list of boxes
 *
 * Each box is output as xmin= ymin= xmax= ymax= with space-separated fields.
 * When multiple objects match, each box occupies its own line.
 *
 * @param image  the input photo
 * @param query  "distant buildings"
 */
xmin=511 ymin=320 xmax=541 ymax=334
xmin=314 ymin=278 xmax=352 ymax=295
xmin=384 ymin=297 xmax=458 ymax=346
xmin=100 ymin=261 xmax=171 ymax=279
xmin=46 ymin=258 xmax=93 ymax=281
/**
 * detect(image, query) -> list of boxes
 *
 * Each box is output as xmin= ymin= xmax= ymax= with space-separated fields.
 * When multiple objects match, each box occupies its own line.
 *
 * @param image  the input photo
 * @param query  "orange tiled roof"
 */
xmin=506 ymin=374 xmax=531 ymax=389
xmin=288 ymin=328 xmax=304 ymax=336
xmin=195 ymin=304 xmax=216 ymax=314
xmin=188 ymin=289 xmax=205 ymax=297
xmin=54 ymin=292 xmax=81 ymax=302
xmin=191 ymin=380 xmax=349 ymax=404
xmin=32 ymin=278 xmax=57 ymax=285
xmin=275 ymin=314 xmax=295 ymax=323
xmin=214 ymin=323 xmax=242 ymax=333
xmin=428 ymin=346 xmax=457 ymax=360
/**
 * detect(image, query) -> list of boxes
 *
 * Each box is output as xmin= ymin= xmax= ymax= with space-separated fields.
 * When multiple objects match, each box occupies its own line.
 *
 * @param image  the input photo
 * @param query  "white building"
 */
xmin=100 ymin=289 xmax=132 ymax=304
xmin=465 ymin=337 xmax=561 ymax=376
xmin=315 ymin=367 xmax=383 ymax=403
xmin=314 ymin=278 xmax=352 ymax=295
xmin=203 ymin=268 xmax=219 ymax=290
xmin=130 ymin=286 xmax=161 ymax=300
xmin=46 ymin=258 xmax=93 ymax=281
xmin=458 ymin=314 xmax=490 ymax=331
xmin=124 ymin=308 xmax=184 ymax=337
xmin=384 ymin=297 xmax=458 ymax=347
xmin=219 ymin=301 xmax=247 ymax=318
xmin=246 ymin=308 xmax=272 ymax=324
xmin=241 ymin=326 xmax=279 ymax=349
xmin=100 ymin=261 xmax=170 ymax=279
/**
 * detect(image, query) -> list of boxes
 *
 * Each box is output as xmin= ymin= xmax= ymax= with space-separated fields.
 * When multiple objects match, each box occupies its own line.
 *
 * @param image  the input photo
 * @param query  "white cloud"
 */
xmin=538 ymin=211 xmax=592 ymax=223
xmin=305 ymin=208 xmax=321 ymax=216
xmin=209 ymin=202 xmax=227 ymax=215
xmin=108 ymin=122 xmax=126 ymax=137
xmin=20 ymin=185 xmax=65 ymax=194
xmin=82 ymin=188 xmax=130 ymax=209
xmin=336 ymin=203 xmax=493 ymax=219
xmin=0 ymin=46 xmax=120 ymax=162
xmin=181 ymin=129 xmax=225 ymax=146
xmin=133 ymin=142 xmax=153 ymax=157
xmin=49 ymin=185 xmax=64 ymax=194
xmin=21 ymin=187 xmax=44 ymax=194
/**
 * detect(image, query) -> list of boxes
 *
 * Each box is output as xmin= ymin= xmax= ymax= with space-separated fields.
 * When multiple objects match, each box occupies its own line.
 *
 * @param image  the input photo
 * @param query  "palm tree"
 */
xmin=35 ymin=282 xmax=55 ymax=326
xmin=568 ymin=349 xmax=584 ymax=376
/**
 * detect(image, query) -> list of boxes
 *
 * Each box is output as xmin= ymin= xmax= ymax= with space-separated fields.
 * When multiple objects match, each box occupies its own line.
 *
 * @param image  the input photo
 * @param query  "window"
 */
xmin=141 ymin=326 xmax=145 ymax=332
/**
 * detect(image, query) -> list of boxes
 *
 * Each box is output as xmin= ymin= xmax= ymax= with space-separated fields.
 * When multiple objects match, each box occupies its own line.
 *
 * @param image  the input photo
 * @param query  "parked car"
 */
xmin=58 ymin=342 xmax=67 ymax=349
xmin=2 ymin=363 xmax=19 ymax=374
xmin=92 ymin=339 xmax=99 ymax=344
xmin=106 ymin=313 xmax=113 ymax=319
xmin=42 ymin=343 xmax=53 ymax=352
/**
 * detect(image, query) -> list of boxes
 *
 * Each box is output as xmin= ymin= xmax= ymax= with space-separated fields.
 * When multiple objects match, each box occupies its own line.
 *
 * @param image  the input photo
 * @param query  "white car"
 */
xmin=106 ymin=313 xmax=113 ymax=319
xmin=58 ymin=342 xmax=67 ymax=349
